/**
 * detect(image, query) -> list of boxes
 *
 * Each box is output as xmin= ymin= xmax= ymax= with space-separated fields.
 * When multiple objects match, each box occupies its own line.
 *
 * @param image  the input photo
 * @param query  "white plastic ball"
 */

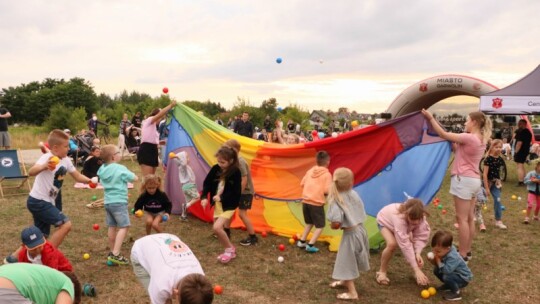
xmin=277 ymin=256 xmax=284 ymax=263
xmin=518 ymin=196 xmax=522 ymax=201
xmin=427 ymin=252 xmax=434 ymax=260
xmin=90 ymin=177 xmax=98 ymax=184
xmin=331 ymin=132 xmax=338 ymax=138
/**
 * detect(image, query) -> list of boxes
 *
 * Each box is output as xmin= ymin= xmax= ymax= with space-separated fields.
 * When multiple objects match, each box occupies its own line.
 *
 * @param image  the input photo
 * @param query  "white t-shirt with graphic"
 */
xmin=131 ymin=233 xmax=204 ymax=304
xmin=29 ymin=153 xmax=76 ymax=204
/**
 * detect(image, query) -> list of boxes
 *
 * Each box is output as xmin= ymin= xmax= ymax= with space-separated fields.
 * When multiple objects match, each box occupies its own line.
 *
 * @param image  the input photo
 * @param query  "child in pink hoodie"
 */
xmin=297 ymin=151 xmax=333 ymax=253
xmin=376 ymin=199 xmax=431 ymax=286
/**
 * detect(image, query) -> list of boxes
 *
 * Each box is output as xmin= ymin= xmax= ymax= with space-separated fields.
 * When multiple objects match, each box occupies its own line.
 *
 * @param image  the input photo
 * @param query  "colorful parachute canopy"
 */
xmin=164 ymin=104 xmax=451 ymax=251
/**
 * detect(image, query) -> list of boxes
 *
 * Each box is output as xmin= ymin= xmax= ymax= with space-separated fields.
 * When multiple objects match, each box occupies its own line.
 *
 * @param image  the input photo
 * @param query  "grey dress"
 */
xmin=327 ymin=190 xmax=370 ymax=280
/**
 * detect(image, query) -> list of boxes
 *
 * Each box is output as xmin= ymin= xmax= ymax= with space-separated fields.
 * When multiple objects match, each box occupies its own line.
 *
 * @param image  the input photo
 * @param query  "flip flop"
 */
xmin=336 ymin=293 xmax=358 ymax=301
xmin=376 ymin=271 xmax=390 ymax=285
xmin=329 ymin=281 xmax=346 ymax=289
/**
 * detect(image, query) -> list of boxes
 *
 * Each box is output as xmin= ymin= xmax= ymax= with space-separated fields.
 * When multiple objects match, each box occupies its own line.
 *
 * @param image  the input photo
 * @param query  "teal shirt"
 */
xmin=97 ymin=163 xmax=136 ymax=204
xmin=0 ymin=263 xmax=74 ymax=303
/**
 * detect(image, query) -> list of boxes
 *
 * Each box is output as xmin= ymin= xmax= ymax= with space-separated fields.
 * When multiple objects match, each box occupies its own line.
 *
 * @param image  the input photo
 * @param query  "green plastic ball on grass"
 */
xmin=91 ymin=195 xmax=97 ymax=201
xmin=437 ymin=205 xmax=443 ymax=209
xmin=130 ymin=208 xmax=135 ymax=214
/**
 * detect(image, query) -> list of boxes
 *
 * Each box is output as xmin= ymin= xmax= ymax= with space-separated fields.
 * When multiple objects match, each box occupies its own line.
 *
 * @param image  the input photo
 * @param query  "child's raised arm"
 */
xmin=69 ymin=171 xmax=92 ymax=184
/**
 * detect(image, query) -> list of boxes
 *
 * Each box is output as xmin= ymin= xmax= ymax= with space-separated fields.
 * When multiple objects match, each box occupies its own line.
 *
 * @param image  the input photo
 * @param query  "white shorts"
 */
xmin=450 ymin=175 xmax=481 ymax=200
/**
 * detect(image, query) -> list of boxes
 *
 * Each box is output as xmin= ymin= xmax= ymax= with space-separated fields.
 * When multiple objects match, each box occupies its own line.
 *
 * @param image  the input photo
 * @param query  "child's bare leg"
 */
xmin=239 ymin=209 xmax=255 ymax=235
xmin=342 ymin=280 xmax=358 ymax=298
xmin=48 ymin=221 xmax=72 ymax=248
xmin=213 ymin=217 xmax=233 ymax=248
xmin=113 ymin=227 xmax=129 ymax=255
xmin=108 ymin=227 xmax=117 ymax=253
xmin=379 ymin=227 xmax=397 ymax=273
xmin=151 ymin=215 xmax=163 ymax=233
xmin=308 ymin=227 xmax=323 ymax=245
xmin=145 ymin=214 xmax=153 ymax=235
xmin=300 ymin=224 xmax=313 ymax=242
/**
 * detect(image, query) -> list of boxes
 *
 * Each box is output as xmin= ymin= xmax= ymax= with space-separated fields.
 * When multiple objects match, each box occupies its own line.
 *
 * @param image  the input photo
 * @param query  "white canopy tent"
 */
xmin=480 ymin=65 xmax=540 ymax=114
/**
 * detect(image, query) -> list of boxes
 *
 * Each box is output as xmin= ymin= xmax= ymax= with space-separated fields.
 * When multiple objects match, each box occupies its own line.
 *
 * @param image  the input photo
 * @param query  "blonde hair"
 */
xmin=47 ymin=129 xmax=69 ymax=147
xmin=398 ymin=198 xmax=428 ymax=220
xmin=327 ymin=167 xmax=354 ymax=208
xmin=100 ymin=144 xmax=118 ymax=163
xmin=139 ymin=174 xmax=163 ymax=194
xmin=469 ymin=111 xmax=492 ymax=144
xmin=489 ymin=139 xmax=503 ymax=154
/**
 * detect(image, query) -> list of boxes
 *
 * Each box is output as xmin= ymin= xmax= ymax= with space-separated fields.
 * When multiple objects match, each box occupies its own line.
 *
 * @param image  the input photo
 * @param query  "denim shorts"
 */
xmin=105 ymin=203 xmax=131 ymax=228
xmin=27 ymin=196 xmax=69 ymax=237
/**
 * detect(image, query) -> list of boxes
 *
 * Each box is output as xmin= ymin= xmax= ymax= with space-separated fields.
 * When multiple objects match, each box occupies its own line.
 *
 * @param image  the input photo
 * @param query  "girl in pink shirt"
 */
xmin=423 ymin=110 xmax=491 ymax=262
xmin=376 ymin=199 xmax=430 ymax=286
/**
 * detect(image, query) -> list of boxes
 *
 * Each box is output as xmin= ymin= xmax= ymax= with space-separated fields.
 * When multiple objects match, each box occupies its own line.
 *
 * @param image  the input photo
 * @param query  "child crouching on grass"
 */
xmin=327 ymin=168 xmax=369 ymax=301
xmin=97 ymin=144 xmax=138 ymax=265
xmin=134 ymin=174 xmax=172 ymax=235
xmin=428 ymin=230 xmax=472 ymax=301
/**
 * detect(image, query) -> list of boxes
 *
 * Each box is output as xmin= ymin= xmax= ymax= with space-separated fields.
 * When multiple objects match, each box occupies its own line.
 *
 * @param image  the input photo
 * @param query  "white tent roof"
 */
xmin=480 ymin=65 xmax=540 ymax=114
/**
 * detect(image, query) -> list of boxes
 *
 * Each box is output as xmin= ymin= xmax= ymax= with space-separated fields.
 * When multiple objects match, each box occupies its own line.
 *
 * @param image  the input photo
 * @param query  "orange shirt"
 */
xmin=301 ymin=166 xmax=332 ymax=206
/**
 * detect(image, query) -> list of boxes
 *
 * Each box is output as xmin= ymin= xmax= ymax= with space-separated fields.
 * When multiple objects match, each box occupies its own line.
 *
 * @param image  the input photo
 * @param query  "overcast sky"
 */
xmin=1 ymin=0 xmax=539 ymax=113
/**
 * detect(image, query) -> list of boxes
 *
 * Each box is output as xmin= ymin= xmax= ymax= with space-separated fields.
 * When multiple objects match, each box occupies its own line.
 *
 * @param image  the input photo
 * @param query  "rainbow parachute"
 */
xmin=164 ymin=104 xmax=451 ymax=251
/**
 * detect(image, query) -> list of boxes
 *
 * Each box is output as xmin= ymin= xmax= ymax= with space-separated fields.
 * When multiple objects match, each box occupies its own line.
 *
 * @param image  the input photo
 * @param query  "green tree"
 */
xmin=43 ymin=104 xmax=87 ymax=133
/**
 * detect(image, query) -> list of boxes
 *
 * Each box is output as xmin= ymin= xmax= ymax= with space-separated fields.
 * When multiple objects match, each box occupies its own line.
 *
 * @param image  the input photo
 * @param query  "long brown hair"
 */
xmin=398 ymin=198 xmax=428 ymax=220
xmin=215 ymin=146 xmax=239 ymax=180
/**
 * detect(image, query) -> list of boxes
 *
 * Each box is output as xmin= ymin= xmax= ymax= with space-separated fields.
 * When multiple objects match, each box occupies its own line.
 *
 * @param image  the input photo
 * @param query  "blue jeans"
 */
xmin=490 ymin=183 xmax=502 ymax=220
xmin=434 ymin=268 xmax=468 ymax=292
xmin=27 ymin=196 xmax=69 ymax=236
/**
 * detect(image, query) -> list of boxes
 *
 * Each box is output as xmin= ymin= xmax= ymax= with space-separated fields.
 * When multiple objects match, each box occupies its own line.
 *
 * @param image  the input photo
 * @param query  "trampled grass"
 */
xmin=1 ymin=156 xmax=540 ymax=303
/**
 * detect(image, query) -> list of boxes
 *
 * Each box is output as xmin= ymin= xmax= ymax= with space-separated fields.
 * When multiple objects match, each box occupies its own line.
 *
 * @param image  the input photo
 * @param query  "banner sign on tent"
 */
xmin=480 ymin=96 xmax=540 ymax=114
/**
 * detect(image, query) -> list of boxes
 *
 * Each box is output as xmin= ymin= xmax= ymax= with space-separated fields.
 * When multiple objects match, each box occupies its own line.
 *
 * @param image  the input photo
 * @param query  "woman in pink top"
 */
xmin=137 ymin=101 xmax=176 ymax=176
xmin=423 ymin=110 xmax=491 ymax=261
xmin=376 ymin=199 xmax=430 ymax=286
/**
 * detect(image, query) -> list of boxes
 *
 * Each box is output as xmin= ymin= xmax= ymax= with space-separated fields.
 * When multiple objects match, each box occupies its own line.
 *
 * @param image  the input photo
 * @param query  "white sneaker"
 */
xmin=495 ymin=221 xmax=507 ymax=229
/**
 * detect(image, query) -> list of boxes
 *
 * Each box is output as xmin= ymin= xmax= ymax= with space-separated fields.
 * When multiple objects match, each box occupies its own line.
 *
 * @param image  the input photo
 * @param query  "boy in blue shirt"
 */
xmin=428 ymin=230 xmax=473 ymax=301
xmin=97 ymin=144 xmax=138 ymax=265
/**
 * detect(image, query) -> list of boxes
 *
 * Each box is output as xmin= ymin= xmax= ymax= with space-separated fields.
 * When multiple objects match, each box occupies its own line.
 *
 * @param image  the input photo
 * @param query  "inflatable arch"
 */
xmin=386 ymin=75 xmax=499 ymax=118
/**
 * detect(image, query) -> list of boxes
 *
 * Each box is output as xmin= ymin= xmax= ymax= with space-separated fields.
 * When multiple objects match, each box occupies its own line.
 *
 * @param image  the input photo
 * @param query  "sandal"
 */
xmin=329 ymin=281 xmax=346 ymax=289
xmin=337 ymin=293 xmax=358 ymax=301
xmin=217 ymin=247 xmax=236 ymax=264
xmin=376 ymin=271 xmax=390 ymax=285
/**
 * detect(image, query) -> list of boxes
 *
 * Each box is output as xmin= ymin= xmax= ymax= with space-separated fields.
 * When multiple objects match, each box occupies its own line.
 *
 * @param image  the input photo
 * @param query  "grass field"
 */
xmin=1 ymin=152 xmax=540 ymax=303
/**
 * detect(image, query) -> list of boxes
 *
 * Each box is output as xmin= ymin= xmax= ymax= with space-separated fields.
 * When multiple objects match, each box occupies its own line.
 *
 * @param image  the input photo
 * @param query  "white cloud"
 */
xmin=1 ymin=0 xmax=540 ymax=113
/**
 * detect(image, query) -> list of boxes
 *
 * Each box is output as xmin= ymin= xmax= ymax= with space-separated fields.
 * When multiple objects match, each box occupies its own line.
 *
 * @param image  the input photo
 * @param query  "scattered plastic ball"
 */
xmin=523 ymin=209 xmax=527 ymax=214
xmin=168 ymin=152 xmax=176 ymax=159
xmin=163 ymin=87 xmax=169 ymax=94
xmin=162 ymin=214 xmax=168 ymax=222
xmin=83 ymin=253 xmax=90 ymax=260
xmin=288 ymin=238 xmax=295 ymax=245
xmin=511 ymin=195 xmax=517 ymax=200
xmin=278 ymin=244 xmax=285 ymax=251
xmin=276 ymin=57 xmax=282 ymax=64
xmin=427 ymin=252 xmax=434 ymax=260
xmin=442 ymin=209 xmax=447 ymax=215
xmin=434 ymin=198 xmax=440 ymax=203
xmin=91 ymin=195 xmax=97 ymax=201
xmin=277 ymin=256 xmax=284 ymax=263
xmin=135 ymin=210 xmax=144 ymax=218
xmin=433 ymin=202 xmax=439 ymax=207
xmin=292 ymin=234 xmax=299 ymax=241
xmin=92 ymin=224 xmax=99 ymax=231
xmin=437 ymin=205 xmax=443 ymax=209
xmin=518 ymin=196 xmax=522 ymax=201
xmin=106 ymin=260 xmax=115 ymax=266
xmin=428 ymin=287 xmax=437 ymax=296
xmin=261 ymin=231 xmax=267 ymax=238
xmin=421 ymin=289 xmax=430 ymax=299
xmin=130 ymin=208 xmax=135 ymax=214
xmin=214 ymin=285 xmax=223 ymax=295
xmin=331 ymin=132 xmax=338 ymax=138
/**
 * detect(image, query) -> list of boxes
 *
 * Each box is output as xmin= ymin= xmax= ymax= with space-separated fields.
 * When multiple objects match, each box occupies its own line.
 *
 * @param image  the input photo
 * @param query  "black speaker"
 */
xmin=380 ymin=113 xmax=392 ymax=119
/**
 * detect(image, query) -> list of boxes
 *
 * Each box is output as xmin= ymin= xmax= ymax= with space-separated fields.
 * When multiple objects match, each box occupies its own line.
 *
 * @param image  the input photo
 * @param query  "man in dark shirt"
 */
xmin=234 ymin=112 xmax=254 ymax=138
xmin=514 ymin=119 xmax=533 ymax=185
xmin=0 ymin=106 xmax=11 ymax=149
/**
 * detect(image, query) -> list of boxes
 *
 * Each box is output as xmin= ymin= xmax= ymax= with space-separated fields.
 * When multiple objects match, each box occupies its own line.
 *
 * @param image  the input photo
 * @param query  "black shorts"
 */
xmin=514 ymin=151 xmax=528 ymax=164
xmin=239 ymin=194 xmax=253 ymax=210
xmin=302 ymin=204 xmax=325 ymax=228
xmin=137 ymin=143 xmax=159 ymax=167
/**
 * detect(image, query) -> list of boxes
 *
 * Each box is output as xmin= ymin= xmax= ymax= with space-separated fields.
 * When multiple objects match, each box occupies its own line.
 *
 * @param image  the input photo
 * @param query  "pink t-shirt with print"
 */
xmin=451 ymin=133 xmax=485 ymax=178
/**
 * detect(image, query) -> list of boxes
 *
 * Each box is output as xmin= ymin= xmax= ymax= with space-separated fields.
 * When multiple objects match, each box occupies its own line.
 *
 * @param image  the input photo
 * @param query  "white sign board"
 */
xmin=480 ymin=95 xmax=540 ymax=114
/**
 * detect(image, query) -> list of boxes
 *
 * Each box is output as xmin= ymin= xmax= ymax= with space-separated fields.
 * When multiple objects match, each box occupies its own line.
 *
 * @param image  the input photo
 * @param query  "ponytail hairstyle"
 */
xmin=398 ymin=198 xmax=428 ymax=221
xmin=469 ymin=111 xmax=492 ymax=144
xmin=140 ymin=174 xmax=163 ymax=194
xmin=215 ymin=146 xmax=239 ymax=181
xmin=327 ymin=167 xmax=354 ymax=208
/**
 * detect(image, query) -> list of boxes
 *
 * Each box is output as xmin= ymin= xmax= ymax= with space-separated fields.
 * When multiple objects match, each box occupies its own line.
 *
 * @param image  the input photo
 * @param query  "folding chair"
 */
xmin=0 ymin=149 xmax=32 ymax=198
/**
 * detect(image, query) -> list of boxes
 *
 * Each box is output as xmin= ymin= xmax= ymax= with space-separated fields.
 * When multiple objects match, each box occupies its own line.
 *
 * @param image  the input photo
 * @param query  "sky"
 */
xmin=1 ymin=0 xmax=539 ymax=114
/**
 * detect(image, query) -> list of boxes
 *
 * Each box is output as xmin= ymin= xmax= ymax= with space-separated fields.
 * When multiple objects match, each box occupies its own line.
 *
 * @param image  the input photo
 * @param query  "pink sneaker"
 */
xmin=217 ymin=247 xmax=236 ymax=264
